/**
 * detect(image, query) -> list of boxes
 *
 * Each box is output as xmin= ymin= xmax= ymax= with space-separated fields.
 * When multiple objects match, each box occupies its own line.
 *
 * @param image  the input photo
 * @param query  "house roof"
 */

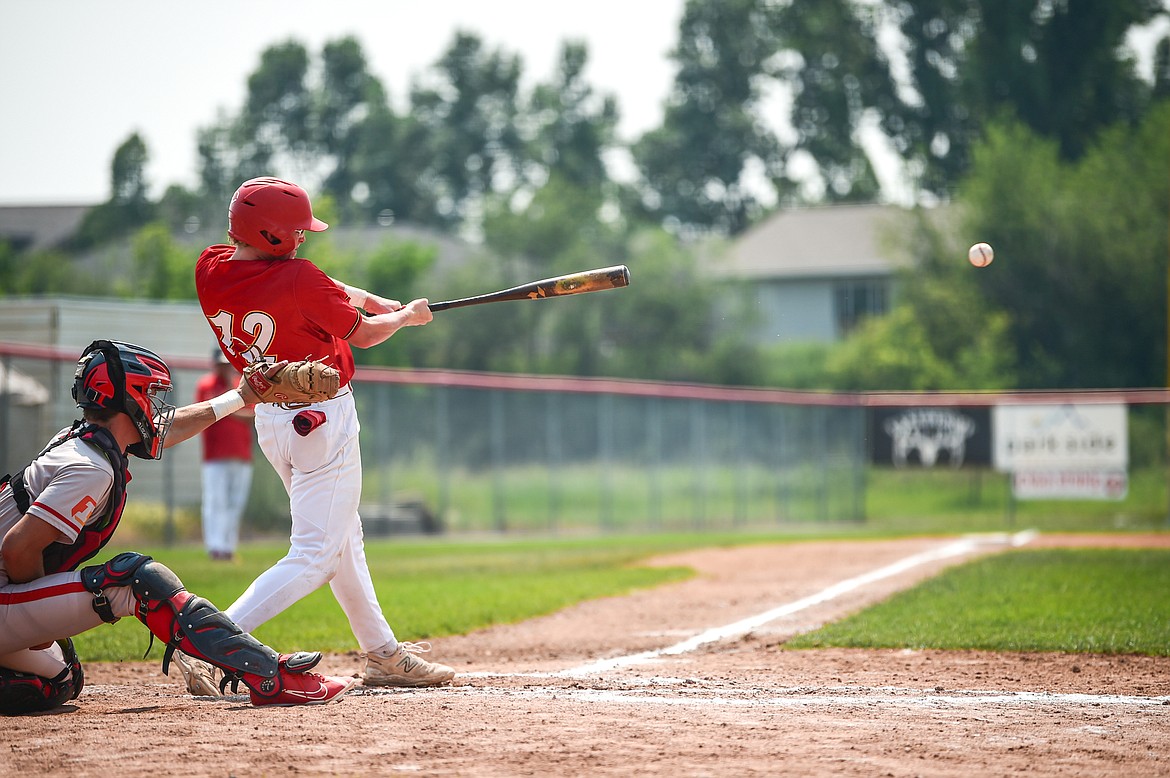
xmin=0 ymin=204 xmax=91 ymax=251
xmin=714 ymin=203 xmax=918 ymax=280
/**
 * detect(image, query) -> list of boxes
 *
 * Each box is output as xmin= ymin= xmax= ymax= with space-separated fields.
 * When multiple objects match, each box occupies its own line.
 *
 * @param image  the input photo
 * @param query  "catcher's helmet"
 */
xmin=227 ymin=176 xmax=328 ymax=257
xmin=72 ymin=340 xmax=176 ymax=460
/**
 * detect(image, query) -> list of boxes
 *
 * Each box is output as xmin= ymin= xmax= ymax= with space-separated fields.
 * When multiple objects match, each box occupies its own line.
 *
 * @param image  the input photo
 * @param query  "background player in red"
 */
xmin=0 ymin=340 xmax=355 ymax=712
xmin=187 ymin=176 xmax=454 ymax=696
xmin=195 ymin=348 xmax=254 ymax=561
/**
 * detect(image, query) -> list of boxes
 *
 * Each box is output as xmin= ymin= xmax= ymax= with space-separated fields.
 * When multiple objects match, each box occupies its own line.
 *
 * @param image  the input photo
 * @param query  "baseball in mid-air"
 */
xmin=968 ymin=242 xmax=994 ymax=268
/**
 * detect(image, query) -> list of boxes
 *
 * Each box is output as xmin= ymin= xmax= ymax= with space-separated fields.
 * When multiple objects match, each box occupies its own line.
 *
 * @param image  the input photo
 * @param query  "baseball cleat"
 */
xmin=174 ymin=651 xmax=222 ymax=697
xmin=362 ymin=642 xmax=455 ymax=687
xmin=249 ymin=654 xmax=357 ymax=707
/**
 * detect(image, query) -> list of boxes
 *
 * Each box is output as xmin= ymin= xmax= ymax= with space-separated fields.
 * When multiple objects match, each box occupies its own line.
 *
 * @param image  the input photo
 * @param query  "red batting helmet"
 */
xmin=227 ymin=177 xmax=329 ymax=257
xmin=72 ymin=340 xmax=176 ymax=460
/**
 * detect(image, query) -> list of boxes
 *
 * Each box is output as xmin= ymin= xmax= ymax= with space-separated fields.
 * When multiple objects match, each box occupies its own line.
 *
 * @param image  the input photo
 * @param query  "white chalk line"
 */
xmin=556 ymin=531 xmax=1035 ymax=677
xmin=349 ymin=683 xmax=1169 ymax=710
xmin=96 ymin=530 xmax=1163 ymax=712
xmin=347 ymin=529 xmax=1170 ymax=710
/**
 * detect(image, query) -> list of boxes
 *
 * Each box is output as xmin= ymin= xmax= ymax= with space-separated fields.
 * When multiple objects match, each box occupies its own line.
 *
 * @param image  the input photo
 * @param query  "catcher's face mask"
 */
xmin=74 ymin=340 xmax=176 ymax=459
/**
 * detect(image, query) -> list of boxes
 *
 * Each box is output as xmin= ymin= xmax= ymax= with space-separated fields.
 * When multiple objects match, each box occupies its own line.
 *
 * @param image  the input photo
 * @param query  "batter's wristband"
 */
xmin=208 ymin=390 xmax=246 ymax=421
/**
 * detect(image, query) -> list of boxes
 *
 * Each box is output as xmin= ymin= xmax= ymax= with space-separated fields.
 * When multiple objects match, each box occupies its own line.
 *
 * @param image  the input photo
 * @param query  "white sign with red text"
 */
xmin=1011 ymin=469 xmax=1128 ymax=501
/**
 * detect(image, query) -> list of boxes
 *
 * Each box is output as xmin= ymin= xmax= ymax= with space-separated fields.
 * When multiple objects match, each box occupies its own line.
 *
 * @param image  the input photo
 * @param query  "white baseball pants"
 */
xmin=225 ymin=391 xmax=396 ymax=655
xmin=200 ymin=460 xmax=252 ymax=556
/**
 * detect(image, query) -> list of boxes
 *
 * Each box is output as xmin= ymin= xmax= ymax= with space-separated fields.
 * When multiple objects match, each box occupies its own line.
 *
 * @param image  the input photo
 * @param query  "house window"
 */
xmin=834 ymin=279 xmax=888 ymax=336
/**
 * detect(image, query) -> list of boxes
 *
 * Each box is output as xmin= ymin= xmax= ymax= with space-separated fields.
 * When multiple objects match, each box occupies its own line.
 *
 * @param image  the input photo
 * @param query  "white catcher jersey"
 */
xmin=0 ymin=428 xmax=114 ymax=586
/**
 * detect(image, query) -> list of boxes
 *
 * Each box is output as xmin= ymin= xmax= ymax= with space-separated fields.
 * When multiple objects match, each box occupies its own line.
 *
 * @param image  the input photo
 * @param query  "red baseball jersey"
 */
xmin=194 ymin=371 xmax=254 ymax=461
xmin=195 ymin=245 xmax=360 ymax=385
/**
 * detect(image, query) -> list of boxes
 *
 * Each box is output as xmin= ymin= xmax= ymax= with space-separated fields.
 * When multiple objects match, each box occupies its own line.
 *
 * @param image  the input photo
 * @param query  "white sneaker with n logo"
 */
xmin=363 ymin=642 xmax=455 ymax=687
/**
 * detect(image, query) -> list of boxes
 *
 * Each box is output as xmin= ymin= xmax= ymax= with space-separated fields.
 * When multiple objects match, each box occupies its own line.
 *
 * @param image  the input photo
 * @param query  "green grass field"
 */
xmin=787 ymin=548 xmax=1170 ymax=655
xmin=73 ymin=534 xmax=1170 ymax=663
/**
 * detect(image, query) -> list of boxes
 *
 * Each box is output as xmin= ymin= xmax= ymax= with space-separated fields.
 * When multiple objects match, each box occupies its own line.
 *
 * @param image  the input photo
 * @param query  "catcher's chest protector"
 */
xmin=2 ymin=422 xmax=130 ymax=574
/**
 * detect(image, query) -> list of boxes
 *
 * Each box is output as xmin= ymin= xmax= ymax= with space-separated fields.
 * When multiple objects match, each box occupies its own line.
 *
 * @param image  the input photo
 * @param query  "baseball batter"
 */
xmin=0 ymin=340 xmax=355 ymax=711
xmin=188 ymin=176 xmax=454 ymax=694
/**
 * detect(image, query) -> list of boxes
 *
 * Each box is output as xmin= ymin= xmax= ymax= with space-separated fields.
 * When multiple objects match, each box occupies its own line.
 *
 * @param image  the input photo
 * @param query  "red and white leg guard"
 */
xmin=80 ymin=553 xmax=353 ymax=706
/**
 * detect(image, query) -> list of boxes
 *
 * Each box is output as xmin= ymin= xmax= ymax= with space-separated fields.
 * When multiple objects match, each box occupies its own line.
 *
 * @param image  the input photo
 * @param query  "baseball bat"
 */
xmin=427 ymin=265 xmax=631 ymax=312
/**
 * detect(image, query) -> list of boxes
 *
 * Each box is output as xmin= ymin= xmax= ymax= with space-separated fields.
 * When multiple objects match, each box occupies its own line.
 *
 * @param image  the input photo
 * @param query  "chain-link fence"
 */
xmin=355 ymin=377 xmax=867 ymax=533
xmin=0 ymin=345 xmax=867 ymax=536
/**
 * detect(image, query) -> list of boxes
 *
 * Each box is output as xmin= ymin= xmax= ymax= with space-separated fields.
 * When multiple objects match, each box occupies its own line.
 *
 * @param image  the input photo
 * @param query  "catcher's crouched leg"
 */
xmin=80 ymin=552 xmax=354 ymax=706
xmin=0 ymin=639 xmax=84 ymax=715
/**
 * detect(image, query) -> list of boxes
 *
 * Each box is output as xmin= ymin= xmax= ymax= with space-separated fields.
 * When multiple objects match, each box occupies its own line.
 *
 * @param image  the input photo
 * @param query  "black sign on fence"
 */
xmin=869 ymin=406 xmax=992 ymax=468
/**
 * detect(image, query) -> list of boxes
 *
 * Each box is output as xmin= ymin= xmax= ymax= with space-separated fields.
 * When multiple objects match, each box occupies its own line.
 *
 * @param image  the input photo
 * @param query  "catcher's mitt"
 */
xmin=244 ymin=360 xmax=341 ymax=405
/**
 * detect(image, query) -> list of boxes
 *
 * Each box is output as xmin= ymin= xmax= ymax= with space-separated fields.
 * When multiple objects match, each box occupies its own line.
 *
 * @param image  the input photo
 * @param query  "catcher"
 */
xmin=185 ymin=176 xmax=454 ymax=697
xmin=0 ymin=340 xmax=355 ymax=713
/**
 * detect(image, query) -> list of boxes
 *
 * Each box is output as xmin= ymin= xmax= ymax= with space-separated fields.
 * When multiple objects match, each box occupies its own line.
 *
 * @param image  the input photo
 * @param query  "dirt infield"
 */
xmin=5 ymin=534 xmax=1169 ymax=777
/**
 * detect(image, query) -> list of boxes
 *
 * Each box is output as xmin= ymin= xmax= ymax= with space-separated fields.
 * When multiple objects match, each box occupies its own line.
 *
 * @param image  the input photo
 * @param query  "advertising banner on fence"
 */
xmin=992 ymin=403 xmax=1128 ymax=473
xmin=869 ymin=407 xmax=992 ymax=468
xmin=1011 ymin=470 xmax=1128 ymax=500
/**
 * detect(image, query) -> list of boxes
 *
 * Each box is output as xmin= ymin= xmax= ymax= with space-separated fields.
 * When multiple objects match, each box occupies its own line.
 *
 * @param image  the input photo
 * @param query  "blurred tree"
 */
xmin=155 ymin=184 xmax=213 ymax=237
xmin=632 ymin=0 xmax=785 ymax=235
xmin=72 ymin=133 xmax=157 ymax=248
xmin=825 ymin=246 xmax=1017 ymax=391
xmin=124 ymin=223 xmax=196 ymax=300
xmin=773 ymin=0 xmax=899 ymax=203
xmin=1155 ymin=32 xmax=1170 ymax=98
xmin=237 ymin=40 xmax=313 ymax=177
xmin=957 ymin=105 xmax=1170 ymax=389
xmin=551 ymin=229 xmax=734 ymax=380
xmin=409 ymin=32 xmax=525 ymax=230
xmin=483 ymin=41 xmax=622 ymax=268
xmin=405 ymin=252 xmax=521 ymax=372
xmin=353 ymin=239 xmax=439 ymax=367
xmin=891 ymin=0 xmax=1166 ymax=197
xmin=316 ymin=37 xmax=421 ymax=223
xmin=482 ymin=173 xmax=615 ymax=269
xmin=526 ymin=41 xmax=619 ymax=196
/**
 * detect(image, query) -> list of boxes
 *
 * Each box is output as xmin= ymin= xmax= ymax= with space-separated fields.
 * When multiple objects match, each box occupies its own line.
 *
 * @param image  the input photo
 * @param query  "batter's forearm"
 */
xmin=348 ymin=312 xmax=407 ymax=349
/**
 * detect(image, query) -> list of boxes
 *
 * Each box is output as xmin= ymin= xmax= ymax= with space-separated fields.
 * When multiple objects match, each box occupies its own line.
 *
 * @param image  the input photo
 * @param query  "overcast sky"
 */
xmin=1 ymin=3 xmax=1165 ymax=206
xmin=0 ymin=0 xmax=685 ymax=204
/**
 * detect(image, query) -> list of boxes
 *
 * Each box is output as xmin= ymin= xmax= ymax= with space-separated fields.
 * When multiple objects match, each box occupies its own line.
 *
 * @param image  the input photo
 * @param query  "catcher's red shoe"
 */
xmin=248 ymin=653 xmax=357 ymax=707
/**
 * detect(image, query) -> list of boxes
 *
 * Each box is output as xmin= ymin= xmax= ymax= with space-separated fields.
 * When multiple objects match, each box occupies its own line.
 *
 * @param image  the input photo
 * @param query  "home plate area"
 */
xmin=14 ymin=535 xmax=1169 ymax=777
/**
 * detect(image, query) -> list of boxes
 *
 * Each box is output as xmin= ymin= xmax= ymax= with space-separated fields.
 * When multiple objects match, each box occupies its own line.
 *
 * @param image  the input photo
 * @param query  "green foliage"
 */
xmin=959 ymin=104 xmax=1170 ymax=388
xmin=0 ymin=243 xmax=92 ymax=295
xmin=71 ymin=133 xmax=157 ymax=249
xmin=892 ymin=1 xmax=1166 ymax=195
xmin=409 ymin=32 xmax=525 ymax=228
xmin=125 ymin=223 xmax=196 ymax=300
xmin=525 ymin=42 xmax=618 ymax=196
xmin=824 ymin=278 xmax=1016 ymax=391
xmin=788 ymin=548 xmax=1170 ymax=655
xmin=633 ymin=0 xmax=783 ymax=234
xmin=482 ymin=172 xmax=608 ymax=267
xmin=587 ymin=230 xmax=733 ymax=381
xmin=774 ymin=0 xmax=895 ymax=203
xmin=352 ymin=239 xmax=438 ymax=367
xmin=757 ymin=341 xmax=835 ymax=389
